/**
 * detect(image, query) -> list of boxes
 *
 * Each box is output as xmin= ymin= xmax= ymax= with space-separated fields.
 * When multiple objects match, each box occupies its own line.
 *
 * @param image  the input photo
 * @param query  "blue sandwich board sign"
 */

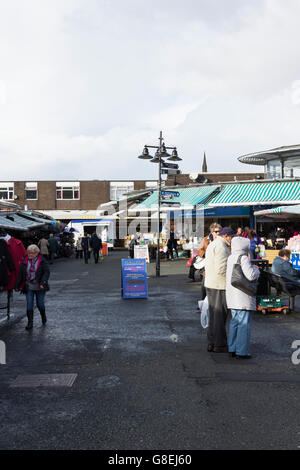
xmin=121 ymin=259 xmax=148 ymax=299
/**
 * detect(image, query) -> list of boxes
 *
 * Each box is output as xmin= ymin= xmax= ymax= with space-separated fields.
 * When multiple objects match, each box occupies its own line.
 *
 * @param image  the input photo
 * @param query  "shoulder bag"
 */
xmin=231 ymin=254 xmax=258 ymax=296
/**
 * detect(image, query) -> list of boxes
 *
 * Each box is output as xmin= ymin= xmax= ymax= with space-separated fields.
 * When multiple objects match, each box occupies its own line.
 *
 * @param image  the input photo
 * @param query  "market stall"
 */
xmin=254 ymin=204 xmax=300 ymax=267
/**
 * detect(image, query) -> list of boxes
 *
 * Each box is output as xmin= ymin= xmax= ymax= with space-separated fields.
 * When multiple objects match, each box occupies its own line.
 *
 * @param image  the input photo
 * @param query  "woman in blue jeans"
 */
xmin=15 ymin=244 xmax=50 ymax=330
xmin=225 ymin=237 xmax=260 ymax=358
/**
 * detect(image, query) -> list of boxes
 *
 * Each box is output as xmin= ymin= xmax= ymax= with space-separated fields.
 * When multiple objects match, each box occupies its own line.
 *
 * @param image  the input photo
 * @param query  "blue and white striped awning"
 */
xmin=207 ymin=181 xmax=300 ymax=207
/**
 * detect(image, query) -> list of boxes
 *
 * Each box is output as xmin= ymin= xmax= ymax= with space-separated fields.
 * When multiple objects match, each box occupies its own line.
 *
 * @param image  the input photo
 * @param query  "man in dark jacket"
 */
xmin=81 ymin=234 xmax=90 ymax=264
xmin=271 ymin=249 xmax=300 ymax=286
xmin=48 ymin=234 xmax=58 ymax=264
xmin=90 ymin=233 xmax=103 ymax=264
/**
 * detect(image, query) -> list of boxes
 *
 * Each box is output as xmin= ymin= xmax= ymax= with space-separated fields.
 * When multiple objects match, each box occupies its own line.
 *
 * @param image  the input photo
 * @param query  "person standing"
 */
xmin=38 ymin=237 xmax=49 ymax=260
xmin=247 ymin=229 xmax=262 ymax=259
xmin=48 ymin=234 xmax=58 ymax=264
xmin=90 ymin=233 xmax=103 ymax=264
xmin=75 ymin=237 xmax=83 ymax=259
xmin=226 ymin=237 xmax=260 ymax=359
xmin=15 ymin=244 xmax=50 ymax=330
xmin=81 ymin=234 xmax=90 ymax=264
xmin=204 ymin=227 xmax=235 ymax=353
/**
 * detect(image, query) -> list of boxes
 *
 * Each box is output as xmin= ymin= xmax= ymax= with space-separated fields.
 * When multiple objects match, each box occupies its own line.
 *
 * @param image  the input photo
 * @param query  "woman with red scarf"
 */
xmin=15 ymin=244 xmax=50 ymax=330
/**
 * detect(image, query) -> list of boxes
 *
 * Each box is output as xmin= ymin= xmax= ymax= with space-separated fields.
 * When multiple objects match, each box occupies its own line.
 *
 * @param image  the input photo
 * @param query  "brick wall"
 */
xmin=166 ymin=172 xmax=265 ymax=186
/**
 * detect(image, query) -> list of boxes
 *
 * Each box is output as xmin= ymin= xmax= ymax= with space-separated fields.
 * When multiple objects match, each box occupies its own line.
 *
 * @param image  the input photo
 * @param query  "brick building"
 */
xmin=0 ymin=180 xmax=158 ymax=211
xmin=0 ymin=172 xmax=265 ymax=212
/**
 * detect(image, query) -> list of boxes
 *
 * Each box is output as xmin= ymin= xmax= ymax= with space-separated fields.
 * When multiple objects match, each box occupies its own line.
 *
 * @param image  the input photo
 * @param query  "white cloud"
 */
xmin=0 ymin=0 xmax=300 ymax=180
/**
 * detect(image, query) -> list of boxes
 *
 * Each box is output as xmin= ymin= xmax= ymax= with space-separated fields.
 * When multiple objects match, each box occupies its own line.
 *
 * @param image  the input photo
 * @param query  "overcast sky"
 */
xmin=1 ymin=0 xmax=300 ymax=181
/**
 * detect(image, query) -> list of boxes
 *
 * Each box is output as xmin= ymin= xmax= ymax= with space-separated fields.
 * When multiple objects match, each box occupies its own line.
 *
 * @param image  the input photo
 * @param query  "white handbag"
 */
xmin=194 ymin=256 xmax=206 ymax=270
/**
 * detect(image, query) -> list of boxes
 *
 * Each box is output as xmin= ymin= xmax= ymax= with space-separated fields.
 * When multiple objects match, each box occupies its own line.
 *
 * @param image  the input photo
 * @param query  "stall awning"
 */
xmin=254 ymin=204 xmax=300 ymax=218
xmin=207 ymin=181 xmax=300 ymax=207
xmin=0 ymin=213 xmax=47 ymax=231
xmin=130 ymin=185 xmax=220 ymax=213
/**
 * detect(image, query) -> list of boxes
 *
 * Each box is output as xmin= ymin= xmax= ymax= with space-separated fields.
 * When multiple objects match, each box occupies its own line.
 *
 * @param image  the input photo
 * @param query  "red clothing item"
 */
xmin=5 ymin=237 xmax=26 ymax=291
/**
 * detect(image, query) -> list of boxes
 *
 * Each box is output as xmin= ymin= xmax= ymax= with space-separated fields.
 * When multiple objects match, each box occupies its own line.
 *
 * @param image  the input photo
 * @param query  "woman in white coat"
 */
xmin=226 ymin=237 xmax=260 ymax=359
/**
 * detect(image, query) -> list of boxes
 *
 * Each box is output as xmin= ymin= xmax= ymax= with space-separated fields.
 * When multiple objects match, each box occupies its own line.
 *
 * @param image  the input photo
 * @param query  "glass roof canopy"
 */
xmin=238 ymin=145 xmax=300 ymax=166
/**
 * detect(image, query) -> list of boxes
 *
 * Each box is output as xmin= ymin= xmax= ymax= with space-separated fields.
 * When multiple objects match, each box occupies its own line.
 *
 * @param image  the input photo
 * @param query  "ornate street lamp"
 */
xmin=137 ymin=131 xmax=182 ymax=277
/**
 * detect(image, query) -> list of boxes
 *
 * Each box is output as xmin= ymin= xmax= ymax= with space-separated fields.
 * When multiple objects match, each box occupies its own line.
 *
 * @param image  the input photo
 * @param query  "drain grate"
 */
xmin=9 ymin=373 xmax=77 ymax=388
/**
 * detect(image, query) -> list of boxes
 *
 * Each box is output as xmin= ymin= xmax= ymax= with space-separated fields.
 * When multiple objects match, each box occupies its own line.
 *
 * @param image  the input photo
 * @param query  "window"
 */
xmin=145 ymin=181 xmax=158 ymax=189
xmin=266 ymin=159 xmax=281 ymax=179
xmin=25 ymin=182 xmax=38 ymax=200
xmin=56 ymin=182 xmax=80 ymax=200
xmin=0 ymin=183 xmax=14 ymax=200
xmin=110 ymin=182 xmax=134 ymax=200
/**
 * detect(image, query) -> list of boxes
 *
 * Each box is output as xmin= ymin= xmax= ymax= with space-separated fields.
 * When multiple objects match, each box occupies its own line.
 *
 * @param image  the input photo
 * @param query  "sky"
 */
xmin=1 ymin=0 xmax=300 ymax=181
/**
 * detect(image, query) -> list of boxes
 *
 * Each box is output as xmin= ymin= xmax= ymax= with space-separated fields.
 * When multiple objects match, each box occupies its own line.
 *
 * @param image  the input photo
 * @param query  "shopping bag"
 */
xmin=231 ymin=255 xmax=257 ymax=296
xmin=198 ymin=296 xmax=209 ymax=329
xmin=99 ymin=249 xmax=104 ymax=260
xmin=187 ymin=256 xmax=195 ymax=268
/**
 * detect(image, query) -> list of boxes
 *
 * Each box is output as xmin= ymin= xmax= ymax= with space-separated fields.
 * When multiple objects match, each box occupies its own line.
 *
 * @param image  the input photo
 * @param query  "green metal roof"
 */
xmin=208 ymin=181 xmax=300 ymax=206
xmin=133 ymin=185 xmax=220 ymax=211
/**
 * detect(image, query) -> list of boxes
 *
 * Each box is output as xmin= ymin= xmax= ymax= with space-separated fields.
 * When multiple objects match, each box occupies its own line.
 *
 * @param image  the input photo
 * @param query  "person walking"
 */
xmin=129 ymin=235 xmax=137 ymax=259
xmin=81 ymin=234 xmax=90 ymax=264
xmin=48 ymin=234 xmax=58 ymax=264
xmin=15 ymin=244 xmax=50 ymax=330
xmin=167 ymin=230 xmax=178 ymax=260
xmin=90 ymin=233 xmax=103 ymax=264
xmin=204 ymin=227 xmax=235 ymax=353
xmin=38 ymin=237 xmax=49 ymax=260
xmin=226 ymin=237 xmax=260 ymax=359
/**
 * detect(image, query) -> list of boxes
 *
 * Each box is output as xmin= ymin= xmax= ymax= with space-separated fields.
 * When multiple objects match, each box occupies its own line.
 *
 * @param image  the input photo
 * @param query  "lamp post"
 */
xmin=138 ymin=131 xmax=182 ymax=277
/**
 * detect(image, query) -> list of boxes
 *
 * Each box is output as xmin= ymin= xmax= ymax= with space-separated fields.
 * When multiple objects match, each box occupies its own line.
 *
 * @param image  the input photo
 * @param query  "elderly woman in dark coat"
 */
xmin=15 ymin=244 xmax=50 ymax=330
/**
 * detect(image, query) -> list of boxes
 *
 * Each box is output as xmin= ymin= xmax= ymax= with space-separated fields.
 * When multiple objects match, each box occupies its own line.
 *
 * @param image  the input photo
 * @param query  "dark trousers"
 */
xmin=76 ymin=250 xmax=83 ymax=259
xmin=83 ymin=249 xmax=89 ymax=263
xmin=206 ymin=288 xmax=228 ymax=348
xmin=49 ymin=251 xmax=55 ymax=264
xmin=93 ymin=250 xmax=99 ymax=263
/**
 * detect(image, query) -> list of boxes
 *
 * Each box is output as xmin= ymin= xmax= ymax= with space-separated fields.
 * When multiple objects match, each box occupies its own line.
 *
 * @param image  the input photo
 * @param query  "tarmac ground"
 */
xmin=0 ymin=251 xmax=300 ymax=450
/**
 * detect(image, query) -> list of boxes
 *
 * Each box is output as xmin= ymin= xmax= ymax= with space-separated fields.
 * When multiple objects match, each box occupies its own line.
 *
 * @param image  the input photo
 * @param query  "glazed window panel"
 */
xmin=56 ymin=182 xmax=80 ymax=200
xmin=110 ymin=182 xmax=134 ymax=200
xmin=25 ymin=182 xmax=38 ymax=200
xmin=0 ymin=183 xmax=14 ymax=200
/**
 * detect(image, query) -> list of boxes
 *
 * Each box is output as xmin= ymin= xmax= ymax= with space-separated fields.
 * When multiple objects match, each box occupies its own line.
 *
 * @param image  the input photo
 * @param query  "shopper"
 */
xmin=204 ymin=226 xmax=235 ymax=353
xmin=90 ymin=233 xmax=103 ymax=264
xmin=38 ymin=237 xmax=49 ymax=260
xmin=15 ymin=244 xmax=50 ymax=330
xmin=81 ymin=234 xmax=90 ymax=264
xmin=129 ymin=235 xmax=137 ymax=259
xmin=248 ymin=229 xmax=262 ymax=259
xmin=235 ymin=227 xmax=244 ymax=237
xmin=48 ymin=234 xmax=58 ymax=264
xmin=271 ymin=249 xmax=300 ymax=286
xmin=226 ymin=237 xmax=260 ymax=359
xmin=75 ymin=237 xmax=83 ymax=259
xmin=167 ymin=230 xmax=179 ymax=260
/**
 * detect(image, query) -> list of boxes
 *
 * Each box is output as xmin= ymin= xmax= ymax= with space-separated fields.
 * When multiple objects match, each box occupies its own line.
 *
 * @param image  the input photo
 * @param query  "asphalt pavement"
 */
xmin=0 ymin=251 xmax=300 ymax=450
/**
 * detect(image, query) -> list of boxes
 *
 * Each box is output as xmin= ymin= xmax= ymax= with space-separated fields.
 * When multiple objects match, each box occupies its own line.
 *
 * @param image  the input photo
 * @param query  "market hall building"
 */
xmin=126 ymin=144 xmax=300 ymax=239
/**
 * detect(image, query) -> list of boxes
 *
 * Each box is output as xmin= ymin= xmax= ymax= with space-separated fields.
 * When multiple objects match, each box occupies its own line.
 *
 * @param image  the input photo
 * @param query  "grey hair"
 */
xmin=27 ymin=244 xmax=40 ymax=254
